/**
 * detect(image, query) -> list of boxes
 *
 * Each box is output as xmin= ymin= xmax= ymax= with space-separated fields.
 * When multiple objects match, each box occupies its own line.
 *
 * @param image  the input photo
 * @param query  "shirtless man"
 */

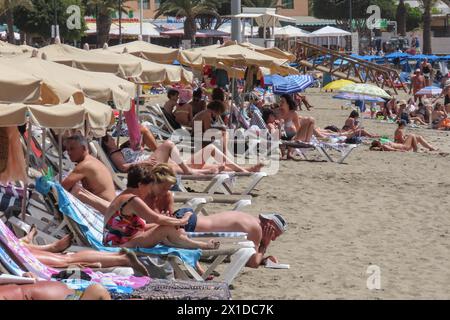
xmin=62 ymin=134 xmax=116 ymax=202
xmin=409 ymin=69 xmax=426 ymax=102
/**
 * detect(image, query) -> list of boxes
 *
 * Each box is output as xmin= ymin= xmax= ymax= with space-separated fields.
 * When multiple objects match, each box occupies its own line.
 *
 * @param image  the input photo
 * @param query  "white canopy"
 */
xmin=310 ymin=26 xmax=351 ymax=37
xmin=0 ymin=31 xmax=20 ymax=41
xmin=274 ymin=25 xmax=310 ymax=38
xmin=86 ymin=22 xmax=161 ymax=37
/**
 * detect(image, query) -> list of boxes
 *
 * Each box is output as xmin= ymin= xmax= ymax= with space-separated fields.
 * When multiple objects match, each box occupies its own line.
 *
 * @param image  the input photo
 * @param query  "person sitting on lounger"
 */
xmin=276 ymin=93 xmax=316 ymax=143
xmin=173 ymin=89 xmax=193 ymax=128
xmin=62 ymin=134 xmax=116 ymax=202
xmin=394 ymin=120 xmax=437 ymax=151
xmin=103 ymin=163 xmax=220 ymax=250
xmin=191 ymin=87 xmax=207 ymax=116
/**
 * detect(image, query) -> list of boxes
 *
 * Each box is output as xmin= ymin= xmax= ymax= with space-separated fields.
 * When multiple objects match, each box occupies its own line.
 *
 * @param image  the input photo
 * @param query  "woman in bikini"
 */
xmin=103 ymin=163 xmax=219 ymax=250
xmin=431 ymin=102 xmax=450 ymax=130
xmin=370 ymin=136 xmax=418 ymax=152
xmin=276 ymin=93 xmax=316 ymax=143
xmin=394 ymin=120 xmax=437 ymax=151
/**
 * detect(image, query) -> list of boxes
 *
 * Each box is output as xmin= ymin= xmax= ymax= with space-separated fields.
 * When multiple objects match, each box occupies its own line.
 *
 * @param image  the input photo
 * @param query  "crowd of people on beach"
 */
xmin=2 ymin=37 xmax=450 ymax=300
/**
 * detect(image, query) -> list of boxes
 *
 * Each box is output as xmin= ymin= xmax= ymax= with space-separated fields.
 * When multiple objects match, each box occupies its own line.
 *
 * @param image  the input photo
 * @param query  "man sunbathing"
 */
xmin=0 ymin=281 xmax=110 ymax=300
xmin=62 ymin=134 xmax=116 ymax=202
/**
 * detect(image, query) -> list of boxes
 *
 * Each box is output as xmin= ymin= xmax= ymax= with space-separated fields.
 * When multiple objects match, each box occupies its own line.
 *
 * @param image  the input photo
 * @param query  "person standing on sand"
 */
xmin=410 ymin=69 xmax=426 ymax=102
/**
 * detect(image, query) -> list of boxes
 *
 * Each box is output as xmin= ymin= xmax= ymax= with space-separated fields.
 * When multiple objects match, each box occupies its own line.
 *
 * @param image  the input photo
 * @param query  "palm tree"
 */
xmin=84 ymin=0 xmax=128 ymax=47
xmin=396 ymin=0 xmax=406 ymax=36
xmin=420 ymin=0 xmax=438 ymax=54
xmin=154 ymin=0 xmax=221 ymax=44
xmin=0 ymin=0 xmax=32 ymax=44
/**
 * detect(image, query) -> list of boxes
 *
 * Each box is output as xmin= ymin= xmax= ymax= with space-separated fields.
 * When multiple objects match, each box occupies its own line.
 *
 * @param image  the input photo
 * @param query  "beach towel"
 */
xmin=112 ymin=279 xmax=232 ymax=300
xmin=124 ymin=100 xmax=141 ymax=151
xmin=35 ymin=178 xmax=202 ymax=268
xmin=0 ymin=218 xmax=150 ymax=291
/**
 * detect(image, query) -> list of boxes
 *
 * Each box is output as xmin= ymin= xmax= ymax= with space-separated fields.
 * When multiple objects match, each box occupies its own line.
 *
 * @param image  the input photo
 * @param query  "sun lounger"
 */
xmin=32 ymin=179 xmax=254 ymax=285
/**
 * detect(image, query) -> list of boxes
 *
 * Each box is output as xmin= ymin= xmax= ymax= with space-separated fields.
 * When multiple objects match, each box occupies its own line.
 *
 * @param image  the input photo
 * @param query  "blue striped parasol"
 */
xmin=416 ymin=86 xmax=442 ymax=96
xmin=272 ymin=74 xmax=314 ymax=94
xmin=333 ymin=92 xmax=385 ymax=103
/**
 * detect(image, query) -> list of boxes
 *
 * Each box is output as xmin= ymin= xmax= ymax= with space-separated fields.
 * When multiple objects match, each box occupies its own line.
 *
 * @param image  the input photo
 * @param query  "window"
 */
xmin=282 ymin=0 xmax=294 ymax=9
xmin=143 ymin=0 xmax=150 ymax=10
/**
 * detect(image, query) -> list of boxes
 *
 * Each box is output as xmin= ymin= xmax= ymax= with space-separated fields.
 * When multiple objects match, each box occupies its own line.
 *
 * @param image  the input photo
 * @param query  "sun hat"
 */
xmin=259 ymin=213 xmax=288 ymax=233
xmin=397 ymin=99 xmax=407 ymax=106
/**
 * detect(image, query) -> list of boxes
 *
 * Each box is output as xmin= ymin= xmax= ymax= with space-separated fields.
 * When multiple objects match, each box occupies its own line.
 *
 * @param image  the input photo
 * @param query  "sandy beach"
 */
xmin=188 ymin=89 xmax=450 ymax=299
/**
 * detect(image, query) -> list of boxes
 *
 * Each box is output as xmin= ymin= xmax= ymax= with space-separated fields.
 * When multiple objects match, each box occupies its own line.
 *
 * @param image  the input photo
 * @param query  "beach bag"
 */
xmin=345 ymin=136 xmax=363 ymax=144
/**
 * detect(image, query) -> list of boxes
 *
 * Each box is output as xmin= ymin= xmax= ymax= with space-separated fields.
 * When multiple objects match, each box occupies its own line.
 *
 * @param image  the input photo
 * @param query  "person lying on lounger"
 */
xmin=103 ymin=163 xmax=219 ymax=251
xmin=102 ymin=134 xmax=263 ymax=174
xmin=62 ymin=134 xmax=116 ymax=202
xmin=0 ymin=281 xmax=110 ymax=300
xmin=18 ymin=227 xmax=149 ymax=276
xmin=394 ymin=120 xmax=437 ymax=151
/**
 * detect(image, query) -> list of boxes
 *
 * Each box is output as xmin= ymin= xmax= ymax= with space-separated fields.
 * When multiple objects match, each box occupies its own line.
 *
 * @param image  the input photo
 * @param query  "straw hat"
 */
xmin=397 ymin=99 xmax=407 ymax=106
xmin=0 ymin=128 xmax=9 ymax=174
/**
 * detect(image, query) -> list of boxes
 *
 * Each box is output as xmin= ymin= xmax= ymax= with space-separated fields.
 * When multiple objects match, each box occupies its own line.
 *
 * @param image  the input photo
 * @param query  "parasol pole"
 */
xmin=21 ymin=118 xmax=32 ymax=221
xmin=58 ymin=130 xmax=63 ymax=183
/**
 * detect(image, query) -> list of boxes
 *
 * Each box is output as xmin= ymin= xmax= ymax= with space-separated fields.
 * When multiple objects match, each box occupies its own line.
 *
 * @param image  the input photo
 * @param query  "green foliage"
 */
xmin=14 ymin=0 xmax=87 ymax=41
xmin=405 ymin=4 xmax=421 ymax=31
xmin=311 ymin=0 xmax=397 ymax=21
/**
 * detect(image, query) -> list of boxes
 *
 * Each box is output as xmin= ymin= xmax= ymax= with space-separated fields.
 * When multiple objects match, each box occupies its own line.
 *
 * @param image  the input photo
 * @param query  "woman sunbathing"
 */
xmin=103 ymin=163 xmax=219 ymax=250
xmin=369 ymin=136 xmax=418 ymax=152
xmin=102 ymin=134 xmax=263 ymax=174
xmin=18 ymin=227 xmax=149 ymax=276
xmin=394 ymin=120 xmax=437 ymax=151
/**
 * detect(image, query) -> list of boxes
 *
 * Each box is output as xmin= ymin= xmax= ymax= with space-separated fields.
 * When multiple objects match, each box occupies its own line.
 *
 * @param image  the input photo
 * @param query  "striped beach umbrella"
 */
xmin=333 ymin=92 xmax=384 ymax=103
xmin=338 ymin=83 xmax=392 ymax=99
xmin=273 ymin=75 xmax=314 ymax=94
xmin=416 ymin=86 xmax=442 ymax=96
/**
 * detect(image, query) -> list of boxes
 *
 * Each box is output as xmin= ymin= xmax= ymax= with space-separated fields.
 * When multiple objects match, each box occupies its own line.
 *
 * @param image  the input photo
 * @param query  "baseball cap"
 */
xmin=259 ymin=213 xmax=288 ymax=233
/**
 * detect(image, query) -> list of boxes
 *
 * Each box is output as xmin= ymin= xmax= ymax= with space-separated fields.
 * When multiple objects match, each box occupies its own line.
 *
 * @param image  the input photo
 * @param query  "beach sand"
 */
xmin=188 ymin=89 xmax=450 ymax=299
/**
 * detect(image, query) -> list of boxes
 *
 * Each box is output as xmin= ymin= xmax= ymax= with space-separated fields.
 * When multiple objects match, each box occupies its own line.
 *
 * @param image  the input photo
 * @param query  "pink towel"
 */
xmin=124 ymin=100 xmax=141 ymax=151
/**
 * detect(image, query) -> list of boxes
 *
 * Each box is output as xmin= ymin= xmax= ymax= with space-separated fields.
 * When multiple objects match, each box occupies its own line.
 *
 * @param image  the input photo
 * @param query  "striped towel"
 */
xmin=186 ymin=232 xmax=247 ymax=239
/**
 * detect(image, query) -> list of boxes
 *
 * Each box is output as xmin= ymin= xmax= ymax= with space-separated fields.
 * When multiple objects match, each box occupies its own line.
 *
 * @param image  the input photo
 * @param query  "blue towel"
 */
xmin=36 ymin=178 xmax=202 ymax=268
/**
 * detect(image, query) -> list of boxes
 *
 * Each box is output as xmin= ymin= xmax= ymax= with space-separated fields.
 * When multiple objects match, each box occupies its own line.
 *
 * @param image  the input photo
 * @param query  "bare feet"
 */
xmin=247 ymin=162 xmax=265 ymax=172
xmin=22 ymin=225 xmax=38 ymax=245
xmin=49 ymin=234 xmax=74 ymax=253
xmin=205 ymin=239 xmax=220 ymax=250
xmin=120 ymin=248 xmax=150 ymax=277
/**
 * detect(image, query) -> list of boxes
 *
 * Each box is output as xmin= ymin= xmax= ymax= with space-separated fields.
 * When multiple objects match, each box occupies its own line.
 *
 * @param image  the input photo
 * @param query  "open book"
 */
xmin=264 ymin=259 xmax=290 ymax=269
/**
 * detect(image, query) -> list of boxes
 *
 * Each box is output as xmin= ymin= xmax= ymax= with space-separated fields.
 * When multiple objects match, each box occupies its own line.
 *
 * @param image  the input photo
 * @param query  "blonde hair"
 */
xmin=151 ymin=163 xmax=177 ymax=185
